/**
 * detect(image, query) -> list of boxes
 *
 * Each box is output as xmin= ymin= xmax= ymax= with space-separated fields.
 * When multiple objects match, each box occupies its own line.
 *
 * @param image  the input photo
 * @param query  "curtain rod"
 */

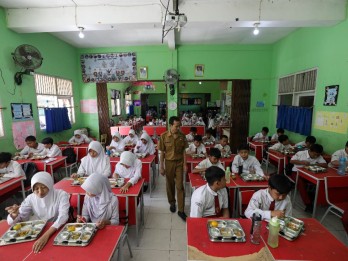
xmin=37 ymin=106 xmax=78 ymax=108
xmin=0 ymin=107 xmax=7 ymax=110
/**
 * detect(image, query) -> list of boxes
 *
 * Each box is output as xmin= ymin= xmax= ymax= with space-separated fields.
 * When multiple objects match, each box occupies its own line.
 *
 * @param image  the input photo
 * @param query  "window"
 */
xmin=278 ymin=69 xmax=317 ymax=107
xmin=34 ymin=74 xmax=75 ymax=130
xmin=0 ymin=109 xmax=4 ymax=137
xmin=125 ymin=93 xmax=132 ymax=115
xmin=110 ymin=90 xmax=121 ymax=116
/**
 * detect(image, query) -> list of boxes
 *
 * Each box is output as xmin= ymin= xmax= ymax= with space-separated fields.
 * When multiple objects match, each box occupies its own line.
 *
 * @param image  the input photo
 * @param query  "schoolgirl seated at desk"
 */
xmin=69 ymin=129 xmax=91 ymax=144
xmin=134 ymin=133 xmax=156 ymax=156
xmin=106 ymin=131 xmax=125 ymax=153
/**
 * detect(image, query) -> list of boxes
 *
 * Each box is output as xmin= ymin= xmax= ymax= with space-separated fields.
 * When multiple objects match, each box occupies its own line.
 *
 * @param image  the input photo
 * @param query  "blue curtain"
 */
xmin=276 ymin=105 xmax=312 ymax=136
xmin=44 ymin=108 xmax=72 ymax=133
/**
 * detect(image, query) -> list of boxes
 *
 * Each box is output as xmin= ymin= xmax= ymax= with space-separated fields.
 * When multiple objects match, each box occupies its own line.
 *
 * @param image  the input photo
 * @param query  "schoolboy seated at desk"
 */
xmin=290 ymin=144 xmax=327 ymax=212
xmin=329 ymin=140 xmax=348 ymax=168
xmin=16 ymin=135 xmax=45 ymax=157
xmin=190 ymin=166 xmax=229 ymax=218
xmin=231 ymin=143 xmax=266 ymax=178
xmin=0 ymin=152 xmax=25 ymax=178
xmin=268 ymin=135 xmax=292 ymax=152
xmin=295 ymin=135 xmax=316 ymax=149
xmin=252 ymin=127 xmax=269 ymax=142
xmin=270 ymin=128 xmax=285 ymax=143
xmin=106 ymin=132 xmax=125 ymax=153
xmin=134 ymin=133 xmax=156 ymax=156
xmin=186 ymin=135 xmax=207 ymax=156
xmin=69 ymin=129 xmax=91 ymax=144
xmin=245 ymin=174 xmax=293 ymax=220
xmin=202 ymin=129 xmax=216 ymax=143
xmin=192 ymin=148 xmax=224 ymax=174
xmin=40 ymin=137 xmax=62 ymax=157
xmin=186 ymin=127 xmax=197 ymax=142
xmin=123 ymin=129 xmax=139 ymax=146
xmin=214 ymin=135 xmax=231 ymax=154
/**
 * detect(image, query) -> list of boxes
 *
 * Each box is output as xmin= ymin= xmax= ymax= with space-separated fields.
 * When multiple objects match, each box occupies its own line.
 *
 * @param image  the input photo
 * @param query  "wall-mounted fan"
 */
xmin=12 ymin=44 xmax=43 ymax=85
xmin=164 ymin=69 xmax=179 ymax=96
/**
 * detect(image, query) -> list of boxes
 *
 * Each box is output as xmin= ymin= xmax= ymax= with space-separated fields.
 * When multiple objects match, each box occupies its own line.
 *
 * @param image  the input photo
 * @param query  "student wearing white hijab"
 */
xmin=123 ymin=129 xmax=139 ymax=146
xmin=134 ymin=133 xmax=155 ymax=156
xmin=113 ymin=151 xmax=142 ymax=193
xmin=71 ymin=141 xmax=111 ymax=178
xmin=69 ymin=129 xmax=91 ymax=144
xmin=5 ymin=171 xmax=69 ymax=253
xmin=77 ymin=173 xmax=119 ymax=228
xmin=106 ymin=132 xmax=125 ymax=153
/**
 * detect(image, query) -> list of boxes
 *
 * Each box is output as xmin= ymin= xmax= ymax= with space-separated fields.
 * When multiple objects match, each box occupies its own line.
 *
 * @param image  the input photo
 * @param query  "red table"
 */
xmin=0 ymin=177 xmax=25 ymax=201
xmin=59 ymin=143 xmax=89 ymax=163
xmin=110 ymin=154 xmax=156 ymax=197
xmin=180 ymin=126 xmax=205 ymax=136
xmin=249 ymin=141 xmax=269 ymax=162
xmin=54 ymin=178 xmax=144 ymax=246
xmin=0 ymin=220 xmax=125 ymax=261
xmin=143 ymin=125 xmax=167 ymax=136
xmin=294 ymin=167 xmax=341 ymax=218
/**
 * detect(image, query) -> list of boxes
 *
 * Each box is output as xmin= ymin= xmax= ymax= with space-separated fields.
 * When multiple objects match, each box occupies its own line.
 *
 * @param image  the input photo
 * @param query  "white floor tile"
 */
xmin=149 ymin=199 xmax=172 ymax=214
xmin=169 ymin=250 xmax=187 ymax=261
xmin=131 ymin=249 xmax=170 ymax=261
xmin=145 ymin=213 xmax=172 ymax=229
xmin=171 ymin=214 xmax=187 ymax=230
xmin=170 ymin=229 xmax=187 ymax=250
xmin=138 ymin=228 xmax=171 ymax=250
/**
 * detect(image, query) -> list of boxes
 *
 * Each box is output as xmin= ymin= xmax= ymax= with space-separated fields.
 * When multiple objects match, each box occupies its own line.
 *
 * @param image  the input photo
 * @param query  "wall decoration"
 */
xmin=134 ymin=100 xmax=141 ymax=106
xmin=80 ymin=52 xmax=137 ymax=83
xmin=256 ymin=101 xmax=265 ymax=107
xmin=139 ymin=66 xmax=148 ymax=79
xmin=315 ymin=111 xmax=348 ymax=134
xmin=12 ymin=121 xmax=36 ymax=149
xmin=323 ymin=85 xmax=339 ymax=106
xmin=181 ymin=98 xmax=202 ymax=105
xmin=80 ymin=99 xmax=98 ymax=113
xmin=11 ymin=103 xmax=33 ymax=121
xmin=194 ymin=64 xmax=204 ymax=77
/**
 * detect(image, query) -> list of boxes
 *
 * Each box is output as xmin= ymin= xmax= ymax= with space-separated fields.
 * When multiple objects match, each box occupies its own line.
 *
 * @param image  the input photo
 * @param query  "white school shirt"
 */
xmin=20 ymin=143 xmax=45 ymax=156
xmin=203 ymin=135 xmax=216 ymax=143
xmin=69 ymin=134 xmax=91 ymax=144
xmin=271 ymin=133 xmax=278 ymax=141
xmin=195 ymin=158 xmax=224 ymax=171
xmin=268 ymin=143 xmax=292 ymax=152
xmin=329 ymin=149 xmax=348 ymax=167
xmin=0 ymin=160 xmax=25 ymax=178
xmin=114 ymin=158 xmax=142 ymax=185
xmin=123 ymin=135 xmax=139 ymax=146
xmin=186 ymin=133 xmax=195 ymax=142
xmin=186 ymin=143 xmax=206 ymax=155
xmin=291 ymin=150 xmax=326 ymax=171
xmin=214 ymin=144 xmax=231 ymax=154
xmin=190 ymin=184 xmax=228 ymax=217
xmin=134 ymin=140 xmax=155 ymax=155
xmin=244 ymin=188 xmax=292 ymax=221
xmin=231 ymin=155 xmax=264 ymax=176
xmin=295 ymin=141 xmax=306 ymax=147
xmin=39 ymin=144 xmax=62 ymax=157
xmin=252 ymin=132 xmax=268 ymax=141
xmin=109 ymin=140 xmax=125 ymax=152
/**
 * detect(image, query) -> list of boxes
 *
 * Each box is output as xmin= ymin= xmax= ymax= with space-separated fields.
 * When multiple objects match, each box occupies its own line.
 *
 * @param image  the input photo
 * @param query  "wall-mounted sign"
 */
xmin=11 ymin=103 xmax=33 ymax=121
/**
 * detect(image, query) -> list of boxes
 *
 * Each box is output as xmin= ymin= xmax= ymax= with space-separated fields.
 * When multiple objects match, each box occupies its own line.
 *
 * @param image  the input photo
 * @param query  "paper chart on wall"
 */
xmin=80 ymin=99 xmax=98 ymax=114
xmin=12 ymin=121 xmax=36 ymax=149
xmin=314 ymin=111 xmax=348 ymax=134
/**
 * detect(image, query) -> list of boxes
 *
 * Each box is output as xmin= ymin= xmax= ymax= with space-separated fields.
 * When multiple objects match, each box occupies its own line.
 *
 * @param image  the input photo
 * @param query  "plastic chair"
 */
xmin=239 ymin=190 xmax=256 ymax=218
xmin=100 ymin=134 xmax=107 ymax=149
xmin=320 ymin=176 xmax=348 ymax=224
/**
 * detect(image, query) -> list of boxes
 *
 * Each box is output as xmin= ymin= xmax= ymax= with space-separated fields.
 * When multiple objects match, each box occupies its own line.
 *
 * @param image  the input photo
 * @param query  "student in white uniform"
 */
xmin=245 ymin=174 xmax=293 ymax=220
xmin=186 ymin=135 xmax=207 ymax=156
xmin=203 ymin=129 xmax=216 ymax=143
xmin=77 ymin=173 xmax=119 ymax=228
xmin=192 ymin=148 xmax=224 ymax=174
xmin=113 ymin=151 xmax=142 ymax=193
xmin=329 ymin=141 xmax=348 ymax=167
xmin=231 ymin=143 xmax=265 ymax=177
xmin=5 ymin=171 xmax=69 ymax=253
xmin=69 ymin=129 xmax=91 ymax=144
xmin=294 ymin=135 xmax=316 ymax=149
xmin=270 ymin=128 xmax=285 ymax=143
xmin=185 ymin=127 xmax=197 ymax=142
xmin=268 ymin=135 xmax=292 ymax=152
xmin=17 ymin=135 xmax=45 ymax=157
xmin=40 ymin=137 xmax=62 ymax=157
xmin=106 ymin=132 xmax=125 ymax=153
xmin=214 ymin=135 xmax=231 ymax=154
xmin=190 ymin=166 xmax=229 ymax=218
xmin=252 ymin=127 xmax=269 ymax=142
xmin=134 ymin=133 xmax=155 ymax=156
xmin=72 ymin=141 xmax=111 ymax=178
xmin=123 ymin=129 xmax=139 ymax=146
xmin=0 ymin=152 xmax=25 ymax=178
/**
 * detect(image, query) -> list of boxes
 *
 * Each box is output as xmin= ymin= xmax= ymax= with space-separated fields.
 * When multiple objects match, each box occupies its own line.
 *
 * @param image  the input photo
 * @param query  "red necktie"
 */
xmin=214 ymin=195 xmax=222 ymax=216
xmin=269 ymin=200 xmax=275 ymax=211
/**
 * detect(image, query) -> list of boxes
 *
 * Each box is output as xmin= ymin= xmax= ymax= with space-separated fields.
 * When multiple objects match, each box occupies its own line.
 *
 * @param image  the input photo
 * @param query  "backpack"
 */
xmin=22 ymin=162 xmax=38 ymax=188
xmin=62 ymin=148 xmax=77 ymax=164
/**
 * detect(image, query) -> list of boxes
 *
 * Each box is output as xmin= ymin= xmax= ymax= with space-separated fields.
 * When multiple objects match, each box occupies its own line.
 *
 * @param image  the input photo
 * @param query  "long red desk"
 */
xmin=0 ymin=220 xmax=125 ymax=261
xmin=142 ymin=125 xmax=167 ymax=136
xmin=249 ymin=141 xmax=269 ymax=162
xmin=180 ymin=126 xmax=205 ymax=136
xmin=54 ymin=178 xmax=144 ymax=246
xmin=0 ymin=177 xmax=26 ymax=201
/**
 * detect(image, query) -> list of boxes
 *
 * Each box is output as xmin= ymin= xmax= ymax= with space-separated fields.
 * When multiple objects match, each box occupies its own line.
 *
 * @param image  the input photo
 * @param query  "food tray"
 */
xmin=71 ymin=177 xmax=87 ymax=186
xmin=0 ymin=220 xmax=47 ymax=246
xmin=69 ymin=142 xmax=82 ymax=146
xmin=53 ymin=223 xmax=97 ymax=247
xmin=13 ymin=155 xmax=29 ymax=160
xmin=305 ymin=165 xmax=327 ymax=173
xmin=111 ymin=152 xmax=121 ymax=157
xmin=204 ymin=142 xmax=215 ymax=145
xmin=207 ymin=220 xmax=246 ymax=242
xmin=135 ymin=153 xmax=146 ymax=158
xmin=30 ymin=155 xmax=47 ymax=160
xmin=267 ymin=216 xmax=305 ymax=241
xmin=109 ymin=178 xmax=125 ymax=188
xmin=240 ymin=173 xmax=265 ymax=182
xmin=191 ymin=154 xmax=205 ymax=159
xmin=281 ymin=150 xmax=295 ymax=155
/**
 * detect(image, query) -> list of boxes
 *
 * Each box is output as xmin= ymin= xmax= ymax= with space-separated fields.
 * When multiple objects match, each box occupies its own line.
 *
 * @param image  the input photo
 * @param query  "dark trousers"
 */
xmin=165 ymin=159 xmax=185 ymax=212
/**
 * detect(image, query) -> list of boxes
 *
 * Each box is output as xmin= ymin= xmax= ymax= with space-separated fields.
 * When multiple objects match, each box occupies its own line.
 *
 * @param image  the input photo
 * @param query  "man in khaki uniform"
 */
xmin=159 ymin=116 xmax=188 ymax=221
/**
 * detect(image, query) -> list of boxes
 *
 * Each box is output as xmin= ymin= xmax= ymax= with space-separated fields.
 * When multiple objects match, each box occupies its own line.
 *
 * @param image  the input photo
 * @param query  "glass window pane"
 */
xmin=37 ymin=95 xmax=58 ymax=107
xmin=116 ymin=99 xmax=121 ymax=115
xmin=0 ymin=110 xmax=4 ymax=137
xmin=299 ymin=96 xmax=314 ymax=107
xmin=279 ymin=94 xmax=293 ymax=106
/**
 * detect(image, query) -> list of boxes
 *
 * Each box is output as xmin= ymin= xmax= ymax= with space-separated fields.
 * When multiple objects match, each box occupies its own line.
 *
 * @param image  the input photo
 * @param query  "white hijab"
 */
xmin=120 ymin=151 xmax=137 ymax=167
xmin=85 ymin=141 xmax=109 ymax=174
xmin=139 ymin=133 xmax=155 ymax=154
xmin=112 ymin=131 xmax=122 ymax=141
xmin=74 ymin=129 xmax=82 ymax=136
xmin=129 ymin=129 xmax=135 ymax=136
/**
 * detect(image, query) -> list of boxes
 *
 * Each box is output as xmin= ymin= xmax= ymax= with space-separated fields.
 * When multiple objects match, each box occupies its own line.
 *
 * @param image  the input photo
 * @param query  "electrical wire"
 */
xmin=0 ymin=68 xmax=17 ymax=96
xmin=161 ymin=0 xmax=171 ymax=43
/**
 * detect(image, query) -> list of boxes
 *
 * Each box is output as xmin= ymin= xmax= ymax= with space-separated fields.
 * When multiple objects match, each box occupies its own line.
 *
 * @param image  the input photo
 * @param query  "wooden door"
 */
xmin=140 ymin=94 xmax=148 ymax=119
xmin=96 ymin=83 xmax=111 ymax=144
xmin=229 ymin=80 xmax=251 ymax=153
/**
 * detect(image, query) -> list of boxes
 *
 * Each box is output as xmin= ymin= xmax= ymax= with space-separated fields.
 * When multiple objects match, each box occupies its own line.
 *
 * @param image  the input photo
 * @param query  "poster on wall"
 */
xmin=314 ymin=111 xmax=348 ymax=134
xmin=80 ymin=99 xmax=98 ymax=114
xmin=11 ymin=103 xmax=33 ymax=121
xmin=80 ymin=52 xmax=137 ymax=83
xmin=12 ymin=121 xmax=36 ymax=149
xmin=323 ymin=85 xmax=339 ymax=106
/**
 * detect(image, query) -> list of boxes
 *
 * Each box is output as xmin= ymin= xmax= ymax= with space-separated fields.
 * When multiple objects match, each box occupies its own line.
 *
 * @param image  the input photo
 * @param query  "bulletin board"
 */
xmin=314 ymin=111 xmax=348 ymax=134
xmin=11 ymin=103 xmax=33 ymax=121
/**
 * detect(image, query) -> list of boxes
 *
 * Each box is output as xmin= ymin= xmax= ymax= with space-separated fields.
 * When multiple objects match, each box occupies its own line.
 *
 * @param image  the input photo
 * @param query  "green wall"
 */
xmin=0 ymin=8 xmax=81 ymax=153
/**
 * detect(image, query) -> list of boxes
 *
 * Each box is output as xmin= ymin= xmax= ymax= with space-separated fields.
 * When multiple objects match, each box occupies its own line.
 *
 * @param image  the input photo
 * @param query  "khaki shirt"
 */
xmin=159 ymin=130 xmax=188 ymax=160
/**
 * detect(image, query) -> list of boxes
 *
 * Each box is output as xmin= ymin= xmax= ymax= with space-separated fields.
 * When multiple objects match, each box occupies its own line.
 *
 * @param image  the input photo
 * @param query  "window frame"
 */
xmin=0 ymin=108 xmax=4 ymax=137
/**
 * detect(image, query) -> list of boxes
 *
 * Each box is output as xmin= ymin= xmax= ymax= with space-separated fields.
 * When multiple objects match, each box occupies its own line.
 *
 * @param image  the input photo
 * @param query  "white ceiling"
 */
xmin=0 ymin=0 xmax=346 ymax=49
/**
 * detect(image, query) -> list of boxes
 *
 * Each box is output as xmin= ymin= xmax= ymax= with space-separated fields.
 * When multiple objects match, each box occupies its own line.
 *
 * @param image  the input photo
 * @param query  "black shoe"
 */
xmin=178 ymin=211 xmax=187 ymax=222
xmin=305 ymin=204 xmax=313 ymax=213
xmin=143 ymin=184 xmax=148 ymax=193
xmin=170 ymin=204 xmax=176 ymax=213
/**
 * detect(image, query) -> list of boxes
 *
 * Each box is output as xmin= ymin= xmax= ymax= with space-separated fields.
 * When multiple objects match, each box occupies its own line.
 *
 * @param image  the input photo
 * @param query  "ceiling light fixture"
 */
xmin=78 ymin=27 xmax=85 ymax=38
xmin=253 ymin=23 xmax=260 ymax=35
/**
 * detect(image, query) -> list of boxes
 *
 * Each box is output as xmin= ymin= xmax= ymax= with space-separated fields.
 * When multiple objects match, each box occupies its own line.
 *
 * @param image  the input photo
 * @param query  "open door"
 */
xmin=96 ymin=82 xmax=111 ymax=144
xmin=229 ymin=80 xmax=251 ymax=153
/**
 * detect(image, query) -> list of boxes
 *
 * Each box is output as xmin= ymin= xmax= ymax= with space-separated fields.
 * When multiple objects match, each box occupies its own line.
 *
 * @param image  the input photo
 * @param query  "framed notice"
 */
xmin=11 ymin=103 xmax=33 ymax=121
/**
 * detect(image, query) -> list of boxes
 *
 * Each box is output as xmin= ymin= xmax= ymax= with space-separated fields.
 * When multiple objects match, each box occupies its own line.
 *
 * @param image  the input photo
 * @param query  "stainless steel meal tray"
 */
xmin=53 ymin=223 xmax=97 ymax=247
xmin=306 ymin=166 xmax=327 ymax=173
xmin=267 ymin=216 xmax=304 ymax=241
xmin=71 ymin=177 xmax=87 ymax=186
xmin=240 ymin=173 xmax=265 ymax=182
xmin=109 ymin=178 xmax=125 ymax=188
xmin=207 ymin=219 xmax=246 ymax=243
